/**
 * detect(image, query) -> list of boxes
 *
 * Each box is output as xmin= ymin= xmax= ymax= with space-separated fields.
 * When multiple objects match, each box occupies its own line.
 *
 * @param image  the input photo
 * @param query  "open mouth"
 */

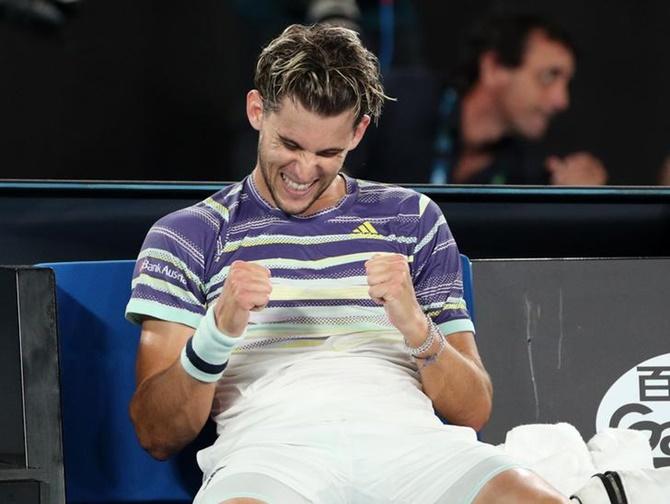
xmin=281 ymin=173 xmax=316 ymax=194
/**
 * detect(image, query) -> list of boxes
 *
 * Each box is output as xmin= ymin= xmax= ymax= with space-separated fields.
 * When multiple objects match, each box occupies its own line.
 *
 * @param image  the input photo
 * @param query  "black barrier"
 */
xmin=0 ymin=181 xmax=669 ymax=264
xmin=474 ymin=258 xmax=670 ymax=469
xmin=0 ymin=269 xmax=25 ymax=468
xmin=0 ymin=267 xmax=65 ymax=504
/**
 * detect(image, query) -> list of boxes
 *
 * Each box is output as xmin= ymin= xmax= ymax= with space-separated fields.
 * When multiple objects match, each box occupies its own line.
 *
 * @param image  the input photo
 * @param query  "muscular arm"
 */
xmin=366 ymin=254 xmax=492 ymax=431
xmin=129 ymin=319 xmax=216 ymax=460
xmin=129 ymin=260 xmax=271 ymax=460
xmin=410 ymin=325 xmax=492 ymax=430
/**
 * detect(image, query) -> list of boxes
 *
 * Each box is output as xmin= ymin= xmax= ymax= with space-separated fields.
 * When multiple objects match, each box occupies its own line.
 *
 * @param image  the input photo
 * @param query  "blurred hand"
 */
xmin=214 ymin=261 xmax=271 ymax=337
xmin=659 ymin=155 xmax=670 ymax=185
xmin=546 ymin=152 xmax=608 ymax=186
xmin=365 ymin=253 xmax=425 ymax=340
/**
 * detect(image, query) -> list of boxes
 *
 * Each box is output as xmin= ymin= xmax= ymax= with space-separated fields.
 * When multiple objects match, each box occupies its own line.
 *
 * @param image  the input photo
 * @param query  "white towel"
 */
xmin=502 ymin=422 xmax=595 ymax=495
xmin=620 ymin=467 xmax=670 ymax=503
xmin=587 ymin=428 xmax=654 ymax=472
xmin=570 ymin=475 xmax=612 ymax=503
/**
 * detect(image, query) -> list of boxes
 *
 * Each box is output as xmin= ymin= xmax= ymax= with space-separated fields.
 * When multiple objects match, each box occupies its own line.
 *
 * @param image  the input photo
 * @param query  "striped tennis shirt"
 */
xmin=126 ymin=174 xmax=474 ymax=447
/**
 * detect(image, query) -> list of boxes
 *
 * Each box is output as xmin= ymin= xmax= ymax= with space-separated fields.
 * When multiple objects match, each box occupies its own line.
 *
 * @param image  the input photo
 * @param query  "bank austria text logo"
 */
xmin=596 ymin=353 xmax=670 ymax=468
xmin=140 ymin=259 xmax=187 ymax=287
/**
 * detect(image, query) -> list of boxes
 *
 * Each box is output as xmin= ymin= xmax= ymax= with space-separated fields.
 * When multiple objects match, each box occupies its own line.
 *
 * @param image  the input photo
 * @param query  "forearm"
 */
xmin=130 ymin=358 xmax=215 ymax=460
xmin=129 ymin=276 xmax=262 ymax=461
xmin=404 ymin=320 xmax=492 ymax=430
xmin=364 ymin=254 xmax=492 ymax=428
xmin=418 ymin=339 xmax=493 ymax=431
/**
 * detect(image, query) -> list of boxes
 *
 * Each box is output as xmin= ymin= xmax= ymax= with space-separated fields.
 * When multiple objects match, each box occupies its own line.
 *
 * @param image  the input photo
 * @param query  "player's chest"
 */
xmin=219 ymin=219 xmax=416 ymax=265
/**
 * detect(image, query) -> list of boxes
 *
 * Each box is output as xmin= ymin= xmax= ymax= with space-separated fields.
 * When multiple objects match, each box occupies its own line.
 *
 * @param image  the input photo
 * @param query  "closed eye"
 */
xmin=317 ymin=149 xmax=344 ymax=158
xmin=538 ymin=67 xmax=570 ymax=87
xmin=277 ymin=134 xmax=344 ymax=157
xmin=281 ymin=139 xmax=301 ymax=151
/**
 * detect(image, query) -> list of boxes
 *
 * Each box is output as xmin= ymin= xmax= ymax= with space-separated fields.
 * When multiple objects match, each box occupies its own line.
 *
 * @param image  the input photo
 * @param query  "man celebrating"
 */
xmin=127 ymin=24 xmax=569 ymax=503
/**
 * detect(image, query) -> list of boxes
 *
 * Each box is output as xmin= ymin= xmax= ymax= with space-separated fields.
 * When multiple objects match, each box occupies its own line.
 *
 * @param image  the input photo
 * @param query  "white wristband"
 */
xmin=180 ymin=305 xmax=246 ymax=383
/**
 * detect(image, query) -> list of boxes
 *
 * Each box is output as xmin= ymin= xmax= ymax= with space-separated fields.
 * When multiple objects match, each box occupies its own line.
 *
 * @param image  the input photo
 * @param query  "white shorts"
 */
xmin=193 ymin=421 xmax=519 ymax=504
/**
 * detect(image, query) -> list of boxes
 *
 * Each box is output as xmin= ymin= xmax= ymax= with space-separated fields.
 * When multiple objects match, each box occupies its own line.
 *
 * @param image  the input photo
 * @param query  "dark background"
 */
xmin=0 ymin=0 xmax=668 ymax=184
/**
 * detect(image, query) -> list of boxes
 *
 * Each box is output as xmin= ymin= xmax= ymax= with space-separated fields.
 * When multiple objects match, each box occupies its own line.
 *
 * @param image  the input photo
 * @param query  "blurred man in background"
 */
xmin=363 ymin=13 xmax=609 ymax=186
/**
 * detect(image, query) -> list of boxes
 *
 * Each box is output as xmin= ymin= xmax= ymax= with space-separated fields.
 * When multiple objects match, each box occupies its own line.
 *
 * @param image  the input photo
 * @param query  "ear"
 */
xmin=348 ymin=114 xmax=371 ymax=150
xmin=246 ymin=90 xmax=264 ymax=131
xmin=479 ymin=51 xmax=510 ymax=88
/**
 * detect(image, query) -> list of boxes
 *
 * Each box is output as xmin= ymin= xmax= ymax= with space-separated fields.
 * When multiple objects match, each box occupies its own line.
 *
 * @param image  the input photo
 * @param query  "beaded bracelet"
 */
xmin=414 ymin=331 xmax=447 ymax=369
xmin=405 ymin=314 xmax=440 ymax=357
xmin=407 ymin=316 xmax=447 ymax=369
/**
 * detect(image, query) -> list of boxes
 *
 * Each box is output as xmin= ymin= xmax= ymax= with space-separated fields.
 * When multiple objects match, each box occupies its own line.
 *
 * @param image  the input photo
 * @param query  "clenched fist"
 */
xmin=365 ymin=253 xmax=427 ymax=342
xmin=214 ymin=260 xmax=272 ymax=337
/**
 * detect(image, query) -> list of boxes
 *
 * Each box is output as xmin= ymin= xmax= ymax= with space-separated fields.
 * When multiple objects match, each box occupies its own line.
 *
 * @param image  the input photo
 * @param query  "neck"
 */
xmin=319 ymin=172 xmax=348 ymax=208
xmin=251 ymin=166 xmax=273 ymax=206
xmin=460 ymin=86 xmax=508 ymax=149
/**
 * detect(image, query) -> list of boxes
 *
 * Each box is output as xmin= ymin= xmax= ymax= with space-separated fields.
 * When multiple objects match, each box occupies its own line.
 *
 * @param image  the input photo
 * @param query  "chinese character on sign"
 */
xmin=637 ymin=366 xmax=670 ymax=402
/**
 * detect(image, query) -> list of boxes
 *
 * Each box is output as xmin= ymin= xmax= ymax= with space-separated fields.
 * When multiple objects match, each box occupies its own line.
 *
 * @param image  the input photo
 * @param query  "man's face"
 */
xmin=497 ymin=30 xmax=575 ymax=139
xmin=247 ymin=91 xmax=369 ymax=216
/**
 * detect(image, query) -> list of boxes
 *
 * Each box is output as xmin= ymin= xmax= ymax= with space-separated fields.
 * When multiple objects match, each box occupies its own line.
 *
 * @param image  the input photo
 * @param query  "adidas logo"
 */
xmin=352 ymin=221 xmax=379 ymax=235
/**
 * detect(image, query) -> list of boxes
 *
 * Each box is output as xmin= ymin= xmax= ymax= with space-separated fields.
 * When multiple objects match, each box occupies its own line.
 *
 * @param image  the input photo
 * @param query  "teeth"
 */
xmin=282 ymin=173 xmax=311 ymax=191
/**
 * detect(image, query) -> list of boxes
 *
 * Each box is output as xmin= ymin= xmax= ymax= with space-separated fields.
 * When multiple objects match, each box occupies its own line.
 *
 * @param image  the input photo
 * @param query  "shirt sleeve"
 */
xmin=411 ymin=194 xmax=475 ymax=336
xmin=125 ymin=208 xmax=212 ymax=328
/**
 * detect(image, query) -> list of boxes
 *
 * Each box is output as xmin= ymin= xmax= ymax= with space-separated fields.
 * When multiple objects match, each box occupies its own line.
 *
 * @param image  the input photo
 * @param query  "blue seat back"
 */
xmin=39 ymin=260 xmax=199 ymax=504
xmin=460 ymin=254 xmax=475 ymax=322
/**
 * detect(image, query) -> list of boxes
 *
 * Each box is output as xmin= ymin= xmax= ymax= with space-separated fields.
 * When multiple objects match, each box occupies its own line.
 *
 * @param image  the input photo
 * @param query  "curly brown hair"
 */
xmin=254 ymin=24 xmax=389 ymax=125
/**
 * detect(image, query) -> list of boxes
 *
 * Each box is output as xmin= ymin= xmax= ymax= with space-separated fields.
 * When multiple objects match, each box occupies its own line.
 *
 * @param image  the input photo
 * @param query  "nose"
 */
xmin=551 ymin=82 xmax=570 ymax=112
xmin=295 ymin=151 xmax=319 ymax=177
